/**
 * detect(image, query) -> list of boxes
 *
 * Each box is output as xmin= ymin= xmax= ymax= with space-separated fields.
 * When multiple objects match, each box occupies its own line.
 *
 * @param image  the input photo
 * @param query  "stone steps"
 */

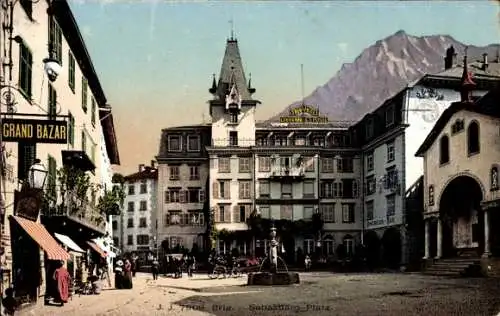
xmin=425 ymin=258 xmax=480 ymax=277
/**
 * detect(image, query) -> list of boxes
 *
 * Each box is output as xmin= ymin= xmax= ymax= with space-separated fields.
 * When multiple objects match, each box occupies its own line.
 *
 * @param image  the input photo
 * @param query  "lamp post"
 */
xmin=27 ymin=159 xmax=48 ymax=190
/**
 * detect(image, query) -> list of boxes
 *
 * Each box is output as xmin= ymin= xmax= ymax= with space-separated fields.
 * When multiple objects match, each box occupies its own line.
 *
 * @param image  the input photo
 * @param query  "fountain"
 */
xmin=247 ymin=224 xmax=300 ymax=286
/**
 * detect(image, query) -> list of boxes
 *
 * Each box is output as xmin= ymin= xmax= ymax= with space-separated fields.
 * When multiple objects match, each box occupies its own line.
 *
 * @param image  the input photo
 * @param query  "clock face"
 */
xmin=418 ymin=100 xmax=440 ymax=123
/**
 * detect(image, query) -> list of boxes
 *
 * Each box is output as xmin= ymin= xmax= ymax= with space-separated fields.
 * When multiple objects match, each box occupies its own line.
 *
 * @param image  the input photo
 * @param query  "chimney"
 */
xmin=482 ymin=53 xmax=488 ymax=71
xmin=151 ymin=160 xmax=156 ymax=169
xmin=139 ymin=164 xmax=145 ymax=172
xmin=444 ymin=46 xmax=456 ymax=70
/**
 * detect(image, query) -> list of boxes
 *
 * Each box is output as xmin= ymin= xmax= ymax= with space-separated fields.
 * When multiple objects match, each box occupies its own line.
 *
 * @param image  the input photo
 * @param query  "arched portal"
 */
xmin=363 ymin=231 xmax=380 ymax=269
xmin=381 ymin=228 xmax=402 ymax=269
xmin=439 ymin=175 xmax=484 ymax=257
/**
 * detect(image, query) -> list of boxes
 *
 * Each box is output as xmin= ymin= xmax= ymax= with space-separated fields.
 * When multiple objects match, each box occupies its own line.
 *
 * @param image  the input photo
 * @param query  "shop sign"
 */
xmin=1 ymin=118 xmax=68 ymax=143
xmin=279 ymin=105 xmax=329 ymax=123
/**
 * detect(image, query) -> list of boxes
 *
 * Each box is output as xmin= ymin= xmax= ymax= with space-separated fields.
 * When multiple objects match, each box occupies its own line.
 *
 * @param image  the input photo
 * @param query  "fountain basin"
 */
xmin=247 ymin=272 xmax=300 ymax=286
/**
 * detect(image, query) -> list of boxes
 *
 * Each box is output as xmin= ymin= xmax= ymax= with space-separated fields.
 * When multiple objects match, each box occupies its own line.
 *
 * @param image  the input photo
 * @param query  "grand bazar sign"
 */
xmin=279 ymin=105 xmax=329 ymax=123
xmin=1 ymin=118 xmax=68 ymax=143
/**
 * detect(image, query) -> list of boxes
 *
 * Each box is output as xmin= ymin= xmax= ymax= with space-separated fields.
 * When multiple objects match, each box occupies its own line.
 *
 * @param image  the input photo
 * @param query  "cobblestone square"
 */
xmin=16 ymin=272 xmax=500 ymax=316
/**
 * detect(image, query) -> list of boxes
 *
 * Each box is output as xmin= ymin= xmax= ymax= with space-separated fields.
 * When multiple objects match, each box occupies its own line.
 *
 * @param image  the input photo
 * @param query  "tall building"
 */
xmin=0 ymin=0 xmax=119 ymax=303
xmin=113 ymin=163 xmax=158 ymax=256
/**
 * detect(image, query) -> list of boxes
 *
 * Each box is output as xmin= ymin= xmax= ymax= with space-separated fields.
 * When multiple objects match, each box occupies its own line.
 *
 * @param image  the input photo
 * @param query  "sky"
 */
xmin=68 ymin=0 xmax=500 ymax=175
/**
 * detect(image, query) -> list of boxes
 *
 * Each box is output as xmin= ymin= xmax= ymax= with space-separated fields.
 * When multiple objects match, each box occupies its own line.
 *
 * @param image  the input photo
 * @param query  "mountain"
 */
xmin=271 ymin=30 xmax=500 ymax=122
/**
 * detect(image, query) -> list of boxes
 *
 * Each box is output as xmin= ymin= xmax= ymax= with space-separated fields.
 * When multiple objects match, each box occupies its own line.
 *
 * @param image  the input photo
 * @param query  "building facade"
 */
xmin=0 ymin=0 xmax=119 ymax=303
xmin=113 ymin=163 xmax=157 ymax=255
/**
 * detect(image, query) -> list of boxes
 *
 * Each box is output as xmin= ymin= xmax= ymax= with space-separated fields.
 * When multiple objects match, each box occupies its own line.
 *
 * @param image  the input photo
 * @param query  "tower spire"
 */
xmin=300 ymin=64 xmax=305 ymax=105
xmin=460 ymin=46 xmax=476 ymax=103
xmin=229 ymin=18 xmax=235 ymax=40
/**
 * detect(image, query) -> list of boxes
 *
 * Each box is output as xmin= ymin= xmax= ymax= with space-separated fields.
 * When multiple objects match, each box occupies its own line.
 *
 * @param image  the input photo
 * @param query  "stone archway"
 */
xmin=439 ymin=175 xmax=484 ymax=257
xmin=381 ymin=228 xmax=402 ymax=269
xmin=363 ymin=231 xmax=381 ymax=269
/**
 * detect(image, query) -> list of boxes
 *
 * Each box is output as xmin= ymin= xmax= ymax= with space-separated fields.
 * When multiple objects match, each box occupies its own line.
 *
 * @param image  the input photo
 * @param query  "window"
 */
xmin=20 ymin=0 xmax=33 ymax=18
xmin=428 ymin=185 xmax=435 ymax=206
xmin=280 ymin=205 xmax=293 ymax=220
xmin=189 ymin=166 xmax=199 ymax=180
xmin=17 ymin=143 xmax=35 ymax=181
xmin=303 ymin=206 xmax=314 ymax=220
xmin=187 ymin=135 xmax=200 ymax=151
xmin=386 ymin=141 xmax=395 ymax=162
xmin=136 ymin=235 xmax=149 ymax=245
xmin=439 ymin=135 xmax=449 ymax=164
xmin=47 ymin=155 xmax=57 ymax=200
xmin=303 ymin=181 xmax=315 ymax=198
xmin=81 ymin=77 xmax=88 ymax=112
xmin=281 ymin=183 xmax=292 ymax=199
xmin=91 ymin=98 xmax=96 ymax=127
xmin=258 ymin=156 xmax=271 ymax=172
xmin=467 ymin=121 xmax=480 ymax=155
xmin=81 ymin=131 xmax=86 ymax=152
xmin=385 ymin=106 xmax=395 ymax=126
xmin=127 ymin=202 xmax=134 ymax=212
xmin=239 ymin=181 xmax=251 ymax=199
xmin=169 ymin=236 xmax=183 ymax=248
xmin=169 ymin=166 xmax=180 ymax=180
xmin=218 ymin=157 xmax=231 ymax=173
xmin=187 ymin=188 xmax=204 ymax=203
xmin=168 ymin=135 xmax=182 ymax=152
xmin=140 ymin=180 xmax=147 ymax=194
xmin=167 ymin=212 xmax=182 ymax=225
xmin=218 ymin=205 xmax=227 ymax=222
xmin=295 ymin=137 xmax=306 ymax=146
xmin=230 ymin=113 xmax=238 ymax=124
xmin=48 ymin=84 xmax=57 ymax=119
xmin=19 ymin=41 xmax=33 ymax=97
xmin=333 ymin=182 xmax=343 ymax=198
xmin=304 ymin=157 xmax=315 ymax=172
xmin=366 ymin=176 xmax=376 ymax=195
xmin=239 ymin=157 xmax=251 ymax=173
xmin=127 ymin=218 xmax=134 ymax=228
xmin=320 ymin=181 xmax=333 ymax=198
xmin=342 ymin=203 xmax=355 ymax=223
xmin=337 ymin=157 xmax=354 ymax=173
xmin=366 ymin=119 xmax=374 ymax=139
xmin=218 ymin=181 xmax=230 ymax=199
xmin=239 ymin=205 xmax=246 ymax=222
xmin=280 ymin=157 xmax=291 ymax=168
xmin=229 ymin=131 xmax=238 ymax=146
xmin=49 ymin=17 xmax=62 ymax=63
xmin=385 ymin=167 xmax=399 ymax=190
xmin=386 ymin=194 xmax=396 ymax=217
xmin=139 ymin=218 xmax=147 ymax=228
xmin=343 ymin=236 xmax=355 ymax=257
xmin=259 ymin=206 xmax=270 ymax=218
xmin=112 ymin=221 xmax=118 ymax=230
xmin=323 ymin=236 xmax=335 ymax=255
xmin=164 ymin=189 xmax=181 ymax=203
xmin=259 ymin=181 xmax=270 ymax=198
xmin=366 ymin=200 xmax=374 ymax=221
xmin=320 ymin=204 xmax=335 ymax=222
xmin=304 ymin=239 xmax=314 ymax=255
xmin=352 ymin=180 xmax=359 ymax=198
xmin=321 ymin=158 xmax=334 ymax=173
xmin=451 ymin=119 xmax=465 ymax=134
xmin=140 ymin=201 xmax=147 ymax=211
xmin=127 ymin=235 xmax=133 ymax=245
xmin=366 ymin=152 xmax=374 ymax=171
xmin=68 ymin=51 xmax=75 ymax=92
xmin=189 ymin=212 xmax=204 ymax=226
xmin=68 ymin=113 xmax=75 ymax=146
xmin=128 ymin=185 xmax=135 ymax=195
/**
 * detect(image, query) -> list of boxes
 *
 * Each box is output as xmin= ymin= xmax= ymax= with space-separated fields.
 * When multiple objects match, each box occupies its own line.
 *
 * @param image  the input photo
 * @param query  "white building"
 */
xmin=113 ymin=163 xmax=158 ymax=255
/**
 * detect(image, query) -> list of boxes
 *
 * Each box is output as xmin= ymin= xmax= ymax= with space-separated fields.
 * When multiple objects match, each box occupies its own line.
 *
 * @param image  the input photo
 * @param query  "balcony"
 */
xmin=269 ymin=166 xmax=305 ymax=182
xmin=42 ymin=190 xmax=106 ymax=234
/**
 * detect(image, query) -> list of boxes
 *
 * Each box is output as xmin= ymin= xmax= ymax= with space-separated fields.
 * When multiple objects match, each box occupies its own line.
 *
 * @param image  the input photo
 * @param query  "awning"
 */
xmin=92 ymin=238 xmax=116 ymax=258
xmin=87 ymin=241 xmax=107 ymax=258
xmin=10 ymin=216 xmax=70 ymax=261
xmin=54 ymin=233 xmax=85 ymax=253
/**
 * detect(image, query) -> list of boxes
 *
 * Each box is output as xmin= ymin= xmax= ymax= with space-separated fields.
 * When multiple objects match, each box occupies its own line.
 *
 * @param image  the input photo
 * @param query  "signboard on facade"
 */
xmin=279 ymin=105 xmax=329 ymax=123
xmin=1 ymin=118 xmax=68 ymax=143
xmin=14 ymin=189 xmax=43 ymax=222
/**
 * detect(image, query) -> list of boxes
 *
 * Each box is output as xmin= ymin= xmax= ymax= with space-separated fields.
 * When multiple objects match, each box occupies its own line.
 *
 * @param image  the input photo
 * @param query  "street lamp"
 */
xmin=27 ymin=159 xmax=48 ymax=189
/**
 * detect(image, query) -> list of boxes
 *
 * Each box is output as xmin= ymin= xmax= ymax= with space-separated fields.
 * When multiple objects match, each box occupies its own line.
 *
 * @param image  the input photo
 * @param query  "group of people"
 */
xmin=113 ymin=258 xmax=134 ymax=289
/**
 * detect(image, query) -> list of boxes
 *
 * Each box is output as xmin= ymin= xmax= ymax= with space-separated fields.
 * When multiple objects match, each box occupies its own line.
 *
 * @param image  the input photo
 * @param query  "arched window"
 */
xmin=439 ymin=135 xmax=449 ymax=164
xmin=323 ymin=235 xmax=335 ymax=256
xmin=303 ymin=238 xmax=314 ymax=255
xmin=467 ymin=121 xmax=480 ymax=155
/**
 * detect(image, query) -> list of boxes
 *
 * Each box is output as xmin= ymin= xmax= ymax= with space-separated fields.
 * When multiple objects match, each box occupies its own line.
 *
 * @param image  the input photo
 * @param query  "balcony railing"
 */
xmin=269 ymin=166 xmax=305 ymax=180
xmin=42 ymin=190 xmax=106 ymax=233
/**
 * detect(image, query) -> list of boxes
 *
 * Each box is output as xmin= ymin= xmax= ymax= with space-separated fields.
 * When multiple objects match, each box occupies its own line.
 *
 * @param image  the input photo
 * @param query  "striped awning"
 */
xmin=87 ymin=241 xmax=107 ymax=258
xmin=10 ymin=216 xmax=70 ymax=261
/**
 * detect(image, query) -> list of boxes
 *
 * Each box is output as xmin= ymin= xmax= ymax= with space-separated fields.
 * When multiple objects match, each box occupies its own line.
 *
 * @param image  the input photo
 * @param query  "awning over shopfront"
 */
xmin=87 ymin=241 xmax=107 ymax=258
xmin=10 ymin=216 xmax=70 ymax=261
xmin=92 ymin=238 xmax=117 ymax=258
xmin=54 ymin=233 xmax=85 ymax=254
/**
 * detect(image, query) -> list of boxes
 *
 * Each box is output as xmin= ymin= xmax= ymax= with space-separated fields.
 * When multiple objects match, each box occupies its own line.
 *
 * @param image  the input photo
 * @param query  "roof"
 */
xmin=53 ymin=1 xmax=120 ymax=164
xmin=124 ymin=167 xmax=158 ymax=182
xmin=161 ymin=124 xmax=211 ymax=131
xmin=255 ymin=121 xmax=353 ymax=129
xmin=215 ymin=38 xmax=252 ymax=100
xmin=415 ymin=87 xmax=500 ymax=157
xmin=422 ymin=60 xmax=500 ymax=82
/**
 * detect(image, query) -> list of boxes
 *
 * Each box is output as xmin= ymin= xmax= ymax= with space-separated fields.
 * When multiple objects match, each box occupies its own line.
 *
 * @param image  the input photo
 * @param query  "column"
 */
xmin=436 ymin=218 xmax=442 ymax=259
xmin=483 ymin=210 xmax=491 ymax=257
xmin=424 ymin=220 xmax=430 ymax=259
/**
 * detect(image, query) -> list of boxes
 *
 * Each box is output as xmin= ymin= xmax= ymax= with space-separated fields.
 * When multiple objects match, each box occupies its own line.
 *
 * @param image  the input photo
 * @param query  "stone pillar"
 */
xmin=436 ymin=218 xmax=442 ymax=259
xmin=424 ymin=220 xmax=430 ymax=259
xmin=483 ymin=210 xmax=491 ymax=257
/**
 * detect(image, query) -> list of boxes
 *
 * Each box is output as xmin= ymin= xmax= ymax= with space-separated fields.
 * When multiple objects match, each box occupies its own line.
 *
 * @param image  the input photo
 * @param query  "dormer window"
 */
xmin=230 ymin=113 xmax=238 ymax=124
xmin=439 ymin=135 xmax=449 ymax=165
xmin=366 ymin=118 xmax=374 ymax=139
xmin=385 ymin=106 xmax=395 ymax=127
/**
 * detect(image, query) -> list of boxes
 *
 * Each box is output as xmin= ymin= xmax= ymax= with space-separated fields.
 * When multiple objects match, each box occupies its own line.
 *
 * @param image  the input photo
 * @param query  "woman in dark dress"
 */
xmin=114 ymin=259 xmax=124 ymax=289
xmin=122 ymin=259 xmax=133 ymax=289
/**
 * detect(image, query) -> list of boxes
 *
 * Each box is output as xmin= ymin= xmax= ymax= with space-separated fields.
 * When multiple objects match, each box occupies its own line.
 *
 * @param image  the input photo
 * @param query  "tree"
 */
xmin=112 ymin=173 xmax=125 ymax=184
xmin=97 ymin=185 xmax=125 ymax=216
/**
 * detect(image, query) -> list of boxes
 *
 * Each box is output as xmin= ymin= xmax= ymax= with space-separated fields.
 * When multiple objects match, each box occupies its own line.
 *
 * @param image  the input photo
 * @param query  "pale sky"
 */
xmin=69 ymin=1 xmax=500 ymax=175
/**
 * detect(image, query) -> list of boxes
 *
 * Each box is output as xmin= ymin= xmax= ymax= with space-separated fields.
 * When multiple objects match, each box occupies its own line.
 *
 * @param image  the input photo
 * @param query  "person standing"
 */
xmin=123 ymin=259 xmax=133 ymax=289
xmin=186 ymin=254 xmax=194 ymax=277
xmin=2 ymin=288 xmax=17 ymax=315
xmin=151 ymin=257 xmax=159 ymax=280
xmin=53 ymin=261 xmax=71 ymax=305
xmin=114 ymin=259 xmax=124 ymax=289
xmin=131 ymin=254 xmax=138 ymax=277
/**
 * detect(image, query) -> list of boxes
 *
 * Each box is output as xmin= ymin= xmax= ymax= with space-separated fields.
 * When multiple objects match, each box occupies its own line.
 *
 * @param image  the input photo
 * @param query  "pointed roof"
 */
xmin=216 ymin=38 xmax=252 ymax=100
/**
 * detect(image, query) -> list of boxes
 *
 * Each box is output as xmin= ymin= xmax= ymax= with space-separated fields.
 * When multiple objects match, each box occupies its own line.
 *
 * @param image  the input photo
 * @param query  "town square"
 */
xmin=1 ymin=0 xmax=500 ymax=315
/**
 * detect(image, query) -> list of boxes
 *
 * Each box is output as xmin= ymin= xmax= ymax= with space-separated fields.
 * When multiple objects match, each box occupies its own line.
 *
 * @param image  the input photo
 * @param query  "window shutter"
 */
xmin=232 ymin=205 xmax=238 ymax=222
xmin=179 ymin=190 xmax=186 ymax=203
xmin=212 ymin=182 xmax=219 ymax=199
xmin=238 ymin=182 xmax=243 ymax=199
xmin=225 ymin=205 xmax=232 ymax=222
xmin=225 ymin=181 xmax=231 ymax=199
xmin=164 ymin=191 xmax=170 ymax=203
xmin=199 ymin=190 xmax=205 ymax=202
xmin=245 ymin=205 xmax=251 ymax=221
xmin=214 ymin=207 xmax=220 ymax=223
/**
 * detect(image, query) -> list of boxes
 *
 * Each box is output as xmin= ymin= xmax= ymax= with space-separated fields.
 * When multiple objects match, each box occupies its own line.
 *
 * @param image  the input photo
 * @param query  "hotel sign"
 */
xmin=1 ymin=118 xmax=68 ymax=144
xmin=279 ymin=105 xmax=329 ymax=123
